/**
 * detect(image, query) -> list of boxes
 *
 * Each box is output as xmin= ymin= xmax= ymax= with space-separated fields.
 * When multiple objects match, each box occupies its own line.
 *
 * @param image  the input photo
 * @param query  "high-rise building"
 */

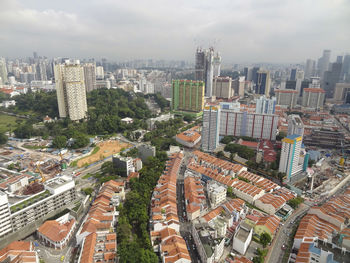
xmin=304 ymin=59 xmax=316 ymax=79
xmin=232 ymin=77 xmax=246 ymax=98
xmin=243 ymin=67 xmax=249 ymax=81
xmin=202 ymin=105 xmax=220 ymax=152
xmin=295 ymin=70 xmax=304 ymax=96
xmin=213 ymin=53 xmax=221 ymax=77
xmin=287 ymin=115 xmax=304 ymax=138
xmin=279 ymin=135 xmax=303 ymax=181
xmin=255 ymin=95 xmax=276 ymax=114
xmin=35 ymin=61 xmax=48 ymax=81
xmin=336 ymin=56 xmax=343 ymax=63
xmin=300 ymin=80 xmax=311 ymax=97
xmin=290 ymin=68 xmax=297 ymax=81
xmin=54 ymin=60 xmax=88 ymax=121
xmin=218 ymin=102 xmax=279 ymax=141
xmin=333 ymin=83 xmax=350 ymax=103
xmin=251 ymin=67 xmax=260 ymax=84
xmin=342 ymin=55 xmax=350 ymax=82
xmin=323 ymin=62 xmax=343 ymax=98
xmin=96 ymin=66 xmax=104 ymax=80
xmin=0 ymin=58 xmax=8 ymax=84
xmin=172 ymin=79 xmax=205 ymax=115
xmin=302 ymin=87 xmax=325 ymax=110
xmin=317 ymin=49 xmax=331 ymax=79
xmin=212 ymin=76 xmax=233 ymax=98
xmin=275 ymin=90 xmax=298 ymax=108
xmin=83 ymin=63 xmax=96 ymax=92
xmin=255 ymin=70 xmax=270 ymax=96
xmin=195 ymin=47 xmax=216 ymax=97
xmin=285 ymin=80 xmax=296 ymax=90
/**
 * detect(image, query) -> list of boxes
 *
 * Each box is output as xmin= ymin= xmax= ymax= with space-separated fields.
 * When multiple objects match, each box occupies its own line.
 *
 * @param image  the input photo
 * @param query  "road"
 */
xmin=176 ymin=153 xmax=201 ymax=263
xmin=265 ymin=204 xmax=309 ymax=263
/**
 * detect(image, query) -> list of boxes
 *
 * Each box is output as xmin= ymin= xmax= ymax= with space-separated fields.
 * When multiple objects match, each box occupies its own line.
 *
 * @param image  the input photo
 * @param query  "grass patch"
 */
xmin=82 ymin=173 xmax=92 ymax=179
xmin=72 ymin=201 xmax=81 ymax=212
xmin=0 ymin=113 xmax=22 ymax=133
xmin=10 ymin=190 xmax=51 ymax=212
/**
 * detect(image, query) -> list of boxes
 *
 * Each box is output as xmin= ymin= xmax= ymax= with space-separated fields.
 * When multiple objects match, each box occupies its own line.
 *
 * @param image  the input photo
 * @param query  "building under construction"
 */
xmin=304 ymin=130 xmax=347 ymax=149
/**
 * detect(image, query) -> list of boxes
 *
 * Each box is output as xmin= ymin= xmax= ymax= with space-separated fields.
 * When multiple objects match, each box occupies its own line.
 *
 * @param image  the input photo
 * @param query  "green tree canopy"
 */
xmin=52 ymin=135 xmax=67 ymax=149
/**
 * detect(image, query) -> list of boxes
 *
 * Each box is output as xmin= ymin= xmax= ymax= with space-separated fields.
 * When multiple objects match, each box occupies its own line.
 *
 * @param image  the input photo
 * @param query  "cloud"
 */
xmin=0 ymin=0 xmax=349 ymax=63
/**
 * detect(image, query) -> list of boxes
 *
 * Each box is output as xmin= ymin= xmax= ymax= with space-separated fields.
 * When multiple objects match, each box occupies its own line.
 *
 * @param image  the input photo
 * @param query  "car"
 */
xmin=281 ymin=244 xmax=287 ymax=250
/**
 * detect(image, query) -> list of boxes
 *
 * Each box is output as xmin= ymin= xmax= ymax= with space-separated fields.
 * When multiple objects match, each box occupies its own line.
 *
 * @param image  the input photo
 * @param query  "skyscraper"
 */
xmin=323 ymin=62 xmax=342 ymax=98
xmin=304 ymin=59 xmax=316 ymax=79
xmin=342 ymin=55 xmax=350 ymax=82
xmin=287 ymin=115 xmax=304 ymax=138
xmin=255 ymin=95 xmax=276 ymax=114
xmin=195 ymin=47 xmax=215 ymax=97
xmin=317 ymin=49 xmax=331 ymax=79
xmin=255 ymin=70 xmax=271 ymax=96
xmin=290 ymin=68 xmax=297 ymax=81
xmin=213 ymin=52 xmax=221 ymax=77
xmin=212 ymin=76 xmax=233 ymax=98
xmin=54 ymin=60 xmax=88 ymax=121
xmin=172 ymin=79 xmax=205 ymax=115
xmin=251 ymin=67 xmax=260 ymax=84
xmin=295 ymin=70 xmax=305 ymax=96
xmin=0 ymin=58 xmax=8 ymax=84
xmin=202 ymin=105 xmax=220 ymax=152
xmin=279 ymin=135 xmax=303 ymax=181
xmin=83 ymin=63 xmax=96 ymax=92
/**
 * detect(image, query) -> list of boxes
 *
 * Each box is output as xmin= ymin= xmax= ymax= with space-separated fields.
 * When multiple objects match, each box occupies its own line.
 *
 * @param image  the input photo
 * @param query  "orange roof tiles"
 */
xmin=176 ymin=130 xmax=201 ymax=143
xmin=38 ymin=219 xmax=75 ymax=242
xmin=223 ymin=198 xmax=245 ymax=213
xmin=294 ymin=214 xmax=339 ymax=241
xmin=203 ymin=206 xmax=224 ymax=222
xmin=233 ymin=255 xmax=253 ymax=263
xmin=256 ymin=215 xmax=280 ymax=235
xmin=0 ymin=241 xmax=37 ymax=263
xmin=303 ymin=88 xmax=325 ymax=93
xmin=232 ymin=180 xmax=264 ymax=198
xmin=257 ymin=193 xmax=286 ymax=209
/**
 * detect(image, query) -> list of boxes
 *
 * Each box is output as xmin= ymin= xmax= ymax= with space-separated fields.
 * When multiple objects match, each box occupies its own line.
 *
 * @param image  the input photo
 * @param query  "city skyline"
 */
xmin=1 ymin=0 xmax=349 ymax=63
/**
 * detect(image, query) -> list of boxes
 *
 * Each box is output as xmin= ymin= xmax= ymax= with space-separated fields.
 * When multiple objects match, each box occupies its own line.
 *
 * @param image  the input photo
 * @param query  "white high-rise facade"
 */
xmin=55 ymin=60 xmax=88 ymax=121
xmin=213 ymin=53 xmax=221 ymax=77
xmin=317 ymin=50 xmax=331 ymax=79
xmin=279 ymin=135 xmax=303 ymax=181
xmin=305 ymin=59 xmax=316 ymax=79
xmin=287 ymin=115 xmax=304 ymax=138
xmin=255 ymin=95 xmax=276 ymax=114
xmin=83 ymin=63 xmax=96 ymax=92
xmin=0 ymin=58 xmax=8 ymax=84
xmin=206 ymin=48 xmax=214 ymax=97
xmin=96 ymin=66 xmax=104 ymax=79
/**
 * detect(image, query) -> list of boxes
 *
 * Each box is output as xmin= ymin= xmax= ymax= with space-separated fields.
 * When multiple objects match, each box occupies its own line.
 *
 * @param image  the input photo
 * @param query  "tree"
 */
xmin=260 ymin=232 xmax=271 ymax=248
xmin=220 ymin=135 xmax=234 ymax=144
xmin=0 ymin=132 xmax=8 ymax=145
xmin=52 ymin=135 xmax=67 ymax=149
xmin=216 ymin=151 xmax=225 ymax=158
xmin=82 ymin=187 xmax=93 ymax=196
xmin=276 ymin=131 xmax=287 ymax=141
xmin=287 ymin=196 xmax=304 ymax=209
xmin=224 ymin=143 xmax=255 ymax=159
xmin=227 ymin=186 xmax=235 ymax=198
xmin=308 ymin=160 xmax=315 ymax=167
xmin=70 ymin=134 xmax=89 ymax=149
xmin=14 ymin=123 xmax=35 ymax=139
xmin=183 ymin=115 xmax=194 ymax=122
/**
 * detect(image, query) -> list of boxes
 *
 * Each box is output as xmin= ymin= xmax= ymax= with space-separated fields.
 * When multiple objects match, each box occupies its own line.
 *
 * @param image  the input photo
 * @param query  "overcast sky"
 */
xmin=0 ymin=0 xmax=349 ymax=63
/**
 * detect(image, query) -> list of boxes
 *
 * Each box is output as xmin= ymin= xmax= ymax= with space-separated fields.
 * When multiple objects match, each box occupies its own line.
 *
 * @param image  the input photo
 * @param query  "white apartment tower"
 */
xmin=255 ymin=95 xmax=276 ymax=114
xmin=287 ymin=115 xmax=304 ymax=138
xmin=213 ymin=52 xmax=222 ymax=77
xmin=83 ymin=63 xmax=96 ymax=92
xmin=55 ymin=60 xmax=88 ymax=121
xmin=279 ymin=135 xmax=303 ymax=181
xmin=202 ymin=105 xmax=221 ymax=152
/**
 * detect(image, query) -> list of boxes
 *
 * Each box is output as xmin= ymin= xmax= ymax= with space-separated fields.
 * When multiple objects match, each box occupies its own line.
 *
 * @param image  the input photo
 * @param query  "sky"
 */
xmin=0 ymin=0 xmax=349 ymax=63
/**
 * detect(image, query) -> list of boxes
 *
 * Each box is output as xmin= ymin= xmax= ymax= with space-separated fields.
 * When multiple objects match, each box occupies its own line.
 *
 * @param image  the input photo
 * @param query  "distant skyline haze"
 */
xmin=0 ymin=0 xmax=349 ymax=63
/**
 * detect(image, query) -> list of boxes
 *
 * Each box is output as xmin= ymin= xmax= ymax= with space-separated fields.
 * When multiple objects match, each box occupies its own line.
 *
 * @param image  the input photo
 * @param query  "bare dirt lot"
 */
xmin=77 ymin=140 xmax=131 ymax=167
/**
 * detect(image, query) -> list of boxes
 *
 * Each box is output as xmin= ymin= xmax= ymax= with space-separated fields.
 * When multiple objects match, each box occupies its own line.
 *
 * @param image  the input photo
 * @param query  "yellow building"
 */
xmin=254 ymin=215 xmax=280 ymax=238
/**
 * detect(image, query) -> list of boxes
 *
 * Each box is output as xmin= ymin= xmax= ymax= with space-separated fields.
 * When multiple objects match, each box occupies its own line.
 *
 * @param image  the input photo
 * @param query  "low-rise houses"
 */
xmin=295 ymin=241 xmax=339 ymax=263
xmin=184 ymin=173 xmax=205 ymax=220
xmin=76 ymin=180 xmax=121 ymax=263
xmin=37 ymin=213 xmax=76 ymax=249
xmin=254 ymin=215 xmax=280 ymax=238
xmin=231 ymin=180 xmax=265 ymax=204
xmin=150 ymin=152 xmax=191 ymax=262
xmin=0 ymin=241 xmax=39 ymax=262
xmin=176 ymin=126 xmax=201 ymax=148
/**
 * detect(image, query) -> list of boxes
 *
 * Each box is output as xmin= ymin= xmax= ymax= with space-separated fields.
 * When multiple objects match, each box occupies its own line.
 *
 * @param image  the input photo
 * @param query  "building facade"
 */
xmin=172 ymin=79 xmax=205 ymax=114
xmin=83 ymin=63 xmax=96 ymax=92
xmin=255 ymin=70 xmax=271 ymax=96
xmin=302 ymin=88 xmax=325 ymax=110
xmin=202 ymin=105 xmax=221 ymax=152
xmin=212 ymin=76 xmax=233 ymax=98
xmin=255 ymin=95 xmax=276 ymax=114
xmin=287 ymin=114 xmax=304 ymax=138
xmin=275 ymin=89 xmax=298 ymax=108
xmin=279 ymin=135 xmax=303 ymax=181
xmin=54 ymin=60 xmax=88 ymax=121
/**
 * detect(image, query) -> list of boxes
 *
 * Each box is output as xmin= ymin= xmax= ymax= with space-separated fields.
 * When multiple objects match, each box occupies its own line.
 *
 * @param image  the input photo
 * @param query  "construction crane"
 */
xmin=36 ymin=162 xmax=46 ymax=183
